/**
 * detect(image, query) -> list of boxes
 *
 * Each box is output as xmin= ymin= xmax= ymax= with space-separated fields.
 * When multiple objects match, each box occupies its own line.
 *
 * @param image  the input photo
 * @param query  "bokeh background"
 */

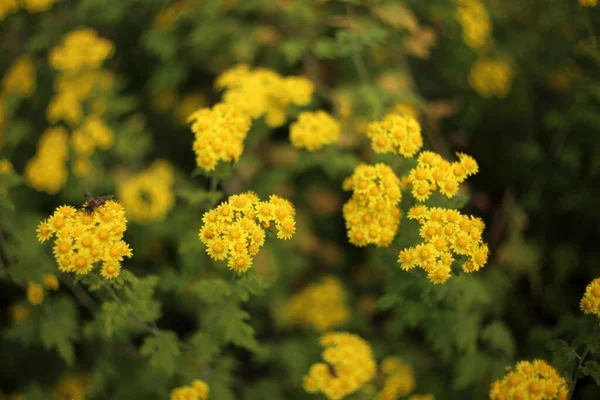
xmin=1 ymin=0 xmax=600 ymax=399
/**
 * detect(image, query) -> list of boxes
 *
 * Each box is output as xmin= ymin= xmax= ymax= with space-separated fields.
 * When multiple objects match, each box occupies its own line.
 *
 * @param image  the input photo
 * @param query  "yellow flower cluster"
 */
xmin=366 ymin=113 xmax=423 ymax=157
xmin=376 ymin=357 xmax=416 ymax=400
xmin=55 ymin=374 xmax=90 ymax=400
xmin=468 ymin=58 xmax=514 ymax=98
xmin=215 ymin=64 xmax=314 ymax=127
xmin=290 ymin=110 xmax=340 ymax=151
xmin=580 ymin=278 xmax=600 ymax=316
xmin=0 ymin=0 xmax=58 ymax=20
xmin=579 ymin=0 xmax=597 ymax=6
xmin=2 ymin=56 xmax=36 ymax=98
xmin=342 ymin=164 xmax=402 ymax=248
xmin=405 ymin=151 xmax=479 ymax=201
xmin=25 ymin=274 xmax=59 ymax=306
xmin=199 ymin=192 xmax=296 ymax=273
xmin=71 ymin=115 xmax=115 ymax=176
xmin=49 ymin=28 xmax=114 ymax=75
xmin=286 ymin=275 xmax=350 ymax=332
xmin=409 ymin=395 xmax=435 ymax=400
xmin=490 ymin=360 xmax=568 ymax=400
xmin=119 ymin=160 xmax=175 ymax=223
xmin=188 ymin=103 xmax=251 ymax=172
xmin=399 ymin=205 xmax=489 ymax=284
xmin=152 ymin=0 xmax=194 ymax=32
xmin=36 ymin=200 xmax=133 ymax=279
xmin=303 ymin=332 xmax=377 ymax=400
xmin=454 ymin=0 xmax=492 ymax=51
xmin=170 ymin=379 xmax=209 ymax=400
xmin=0 ymin=159 xmax=13 ymax=174
xmin=24 ymin=126 xmax=69 ymax=194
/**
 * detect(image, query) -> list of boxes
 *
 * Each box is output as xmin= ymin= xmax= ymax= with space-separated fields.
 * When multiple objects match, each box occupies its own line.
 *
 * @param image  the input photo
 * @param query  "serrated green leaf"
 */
xmin=453 ymin=353 xmax=489 ymax=389
xmin=374 ymin=293 xmax=397 ymax=310
xmin=188 ymin=331 xmax=220 ymax=366
xmin=193 ymin=279 xmax=232 ymax=303
xmin=453 ymin=314 xmax=479 ymax=354
xmin=580 ymin=360 xmax=600 ymax=386
xmin=40 ymin=296 xmax=79 ymax=365
xmin=217 ymin=303 xmax=260 ymax=352
xmin=234 ymin=269 xmax=273 ymax=302
xmin=139 ymin=331 xmax=181 ymax=377
xmin=481 ymin=320 xmax=515 ymax=356
xmin=547 ymin=339 xmax=579 ymax=364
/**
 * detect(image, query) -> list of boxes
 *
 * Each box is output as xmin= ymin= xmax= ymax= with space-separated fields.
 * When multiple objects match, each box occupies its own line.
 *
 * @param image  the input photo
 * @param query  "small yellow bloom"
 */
xmin=43 ymin=274 xmax=60 ymax=290
xmin=27 ymin=282 xmax=44 ymax=305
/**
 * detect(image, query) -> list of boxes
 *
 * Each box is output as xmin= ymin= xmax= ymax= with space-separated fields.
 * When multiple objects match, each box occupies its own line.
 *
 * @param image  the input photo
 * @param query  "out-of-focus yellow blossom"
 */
xmin=0 ymin=0 xmax=19 ymax=21
xmin=215 ymin=64 xmax=314 ymax=127
xmin=286 ymin=275 xmax=350 ymax=331
xmin=118 ymin=160 xmax=175 ymax=223
xmin=22 ymin=0 xmax=59 ymax=13
xmin=303 ymin=332 xmax=377 ymax=400
xmin=69 ymin=115 xmax=114 ymax=176
xmin=580 ymin=278 xmax=600 ymax=316
xmin=170 ymin=379 xmax=210 ymax=400
xmin=152 ymin=0 xmax=193 ymax=32
xmin=392 ymin=101 xmax=420 ymax=120
xmin=454 ymin=0 xmax=492 ymax=51
xmin=376 ymin=357 xmax=416 ymax=400
xmin=0 ymin=159 xmax=13 ymax=174
xmin=55 ymin=374 xmax=90 ymax=400
xmin=290 ymin=110 xmax=340 ymax=151
xmin=188 ymin=102 xmax=251 ymax=172
xmin=49 ymin=28 xmax=114 ymax=74
xmin=2 ymin=56 xmax=36 ymax=97
xmin=175 ymin=92 xmax=207 ymax=124
xmin=199 ymin=192 xmax=296 ymax=273
xmin=490 ymin=360 xmax=568 ymax=400
xmin=399 ymin=205 xmax=489 ymax=283
xmin=27 ymin=282 xmax=44 ymax=305
xmin=36 ymin=200 xmax=133 ymax=279
xmin=3 ymin=394 xmax=25 ymax=400
xmin=366 ymin=113 xmax=423 ymax=157
xmin=342 ymin=163 xmax=402 ymax=248
xmin=9 ymin=305 xmax=32 ymax=323
xmin=43 ymin=274 xmax=60 ymax=290
xmin=405 ymin=151 xmax=479 ymax=201
xmin=468 ymin=58 xmax=514 ymax=98
xmin=579 ymin=0 xmax=597 ymax=6
xmin=24 ymin=126 xmax=69 ymax=194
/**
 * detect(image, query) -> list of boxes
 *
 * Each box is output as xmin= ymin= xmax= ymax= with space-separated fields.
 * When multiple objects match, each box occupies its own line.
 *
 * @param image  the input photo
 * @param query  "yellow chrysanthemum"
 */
xmin=290 ymin=110 xmax=340 ymax=151
xmin=27 ymin=282 xmax=44 ymax=305
xmin=490 ymin=360 xmax=568 ymax=400
xmin=366 ymin=113 xmax=423 ymax=157
xmin=468 ymin=58 xmax=514 ymax=98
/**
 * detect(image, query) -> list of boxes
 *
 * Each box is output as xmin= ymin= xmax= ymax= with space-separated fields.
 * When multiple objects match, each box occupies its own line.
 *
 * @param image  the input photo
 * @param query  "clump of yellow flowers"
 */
xmin=286 ymin=275 xmax=350 ymax=332
xmin=170 ymin=379 xmax=209 ymax=400
xmin=579 ymin=0 xmax=597 ymax=7
xmin=489 ymin=360 xmax=568 ymax=400
xmin=580 ymin=278 xmax=600 ymax=316
xmin=290 ymin=110 xmax=340 ymax=151
xmin=199 ymin=192 xmax=296 ymax=273
xmin=399 ymin=205 xmax=489 ymax=284
xmin=454 ymin=0 xmax=492 ymax=51
xmin=342 ymin=163 xmax=402 ymax=247
xmin=406 ymin=151 xmax=479 ymax=201
xmin=2 ymin=56 xmax=36 ymax=98
xmin=303 ymin=332 xmax=377 ymax=400
xmin=188 ymin=103 xmax=251 ymax=172
xmin=468 ymin=58 xmax=514 ymax=98
xmin=362 ymin=356 xmax=417 ymax=400
xmin=215 ymin=64 xmax=314 ymax=127
xmin=119 ymin=160 xmax=175 ymax=223
xmin=36 ymin=200 xmax=133 ymax=279
xmin=366 ymin=113 xmax=423 ymax=157
xmin=26 ymin=274 xmax=60 ymax=306
xmin=49 ymin=28 xmax=114 ymax=75
xmin=24 ymin=126 xmax=69 ymax=195
xmin=1 ymin=0 xmax=59 ymax=20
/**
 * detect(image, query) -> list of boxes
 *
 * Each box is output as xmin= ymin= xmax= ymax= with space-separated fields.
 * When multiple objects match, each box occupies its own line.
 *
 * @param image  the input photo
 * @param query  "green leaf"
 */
xmin=453 ymin=352 xmax=490 ymax=389
xmin=139 ymin=331 xmax=182 ymax=377
xmin=193 ymin=279 xmax=232 ymax=303
xmin=175 ymin=187 xmax=224 ymax=206
xmin=234 ymin=269 xmax=273 ymax=302
xmin=216 ymin=302 xmax=260 ymax=352
xmin=453 ymin=314 xmax=479 ymax=355
xmin=580 ymin=360 xmax=600 ymax=386
xmin=100 ymin=301 xmax=129 ymax=337
xmin=188 ymin=331 xmax=220 ymax=366
xmin=374 ymin=293 xmax=397 ymax=310
xmin=122 ymin=276 xmax=161 ymax=323
xmin=481 ymin=320 xmax=515 ymax=356
xmin=40 ymin=296 xmax=79 ymax=365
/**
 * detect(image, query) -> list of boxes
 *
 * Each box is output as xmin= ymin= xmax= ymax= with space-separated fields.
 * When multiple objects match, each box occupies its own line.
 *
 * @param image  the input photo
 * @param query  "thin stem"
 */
xmin=60 ymin=274 xmax=98 ymax=315
xmin=102 ymin=280 xmax=159 ymax=336
xmin=345 ymin=3 xmax=371 ymax=85
xmin=570 ymin=323 xmax=600 ymax=399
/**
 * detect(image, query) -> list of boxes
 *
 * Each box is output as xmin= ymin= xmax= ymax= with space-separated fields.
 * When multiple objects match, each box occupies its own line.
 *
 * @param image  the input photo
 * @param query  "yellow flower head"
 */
xmin=37 ymin=200 xmax=132 ymax=277
xmin=303 ymin=332 xmax=377 ymax=400
xmin=286 ymin=275 xmax=350 ymax=332
xmin=468 ymin=58 xmax=514 ymax=98
xmin=2 ymin=56 xmax=36 ymax=97
xmin=366 ymin=113 xmax=423 ymax=157
xmin=199 ymin=192 xmax=296 ymax=273
xmin=376 ymin=357 xmax=416 ymax=400
xmin=490 ymin=360 xmax=568 ymax=400
xmin=118 ymin=160 xmax=175 ymax=223
xmin=580 ymin=278 xmax=600 ymax=316
xmin=170 ymin=379 xmax=210 ymax=400
xmin=454 ymin=0 xmax=492 ymax=50
xmin=290 ymin=110 xmax=340 ymax=151
xmin=24 ymin=126 xmax=69 ymax=195
xmin=343 ymin=163 xmax=402 ymax=248
xmin=188 ymin=102 xmax=251 ymax=172
xmin=43 ymin=274 xmax=60 ymax=290
xmin=49 ymin=28 xmax=114 ymax=74
xmin=27 ymin=282 xmax=44 ymax=305
xmin=579 ymin=0 xmax=597 ymax=7
xmin=22 ymin=0 xmax=59 ymax=13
